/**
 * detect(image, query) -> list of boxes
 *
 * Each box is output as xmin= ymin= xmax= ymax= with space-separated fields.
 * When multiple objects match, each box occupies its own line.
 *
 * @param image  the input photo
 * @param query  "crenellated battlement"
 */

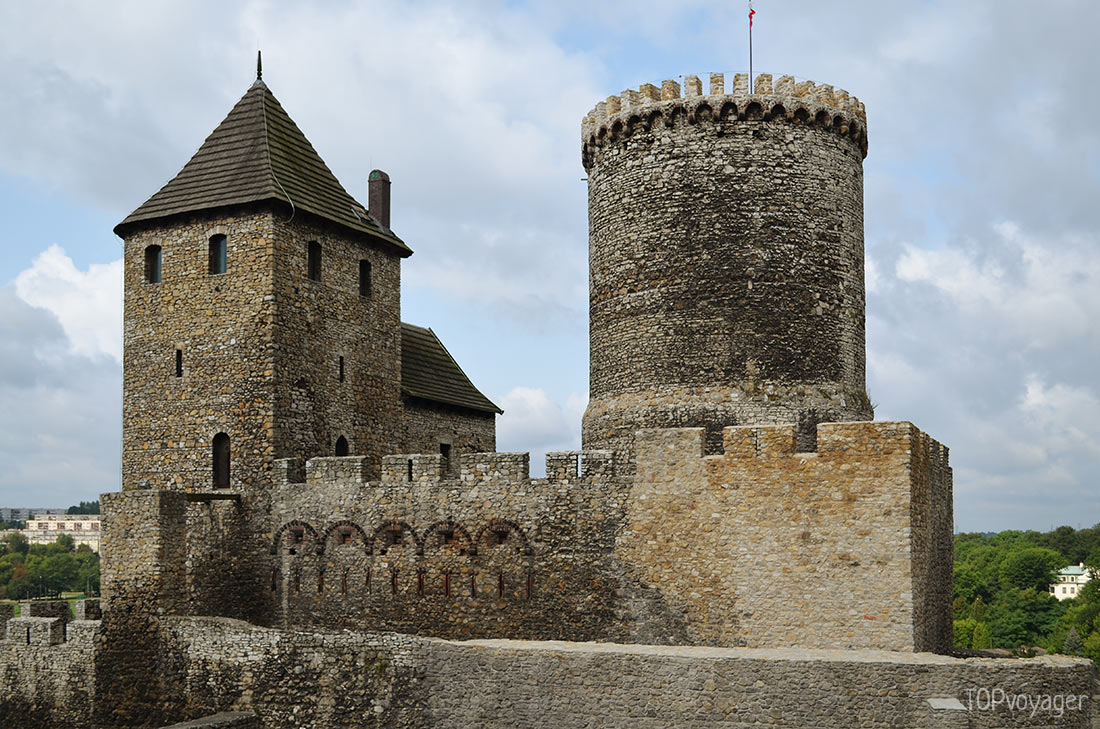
xmin=277 ymin=449 xmax=617 ymax=488
xmin=582 ymin=72 xmax=868 ymax=165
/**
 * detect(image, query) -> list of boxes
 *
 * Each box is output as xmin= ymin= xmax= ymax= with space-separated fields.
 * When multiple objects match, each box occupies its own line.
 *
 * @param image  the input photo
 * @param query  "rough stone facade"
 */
xmin=582 ymin=72 xmax=873 ymax=469
xmin=401 ymin=397 xmax=495 ymax=473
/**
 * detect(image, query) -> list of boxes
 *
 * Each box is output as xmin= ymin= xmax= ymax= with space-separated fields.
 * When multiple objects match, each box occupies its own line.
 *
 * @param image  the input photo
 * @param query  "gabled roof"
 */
xmin=401 ymin=323 xmax=502 ymax=415
xmin=115 ymin=80 xmax=411 ymax=256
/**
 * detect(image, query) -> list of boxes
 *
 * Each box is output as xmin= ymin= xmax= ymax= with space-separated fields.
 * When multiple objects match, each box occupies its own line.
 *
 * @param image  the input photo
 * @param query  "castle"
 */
xmin=0 ymin=65 xmax=1095 ymax=729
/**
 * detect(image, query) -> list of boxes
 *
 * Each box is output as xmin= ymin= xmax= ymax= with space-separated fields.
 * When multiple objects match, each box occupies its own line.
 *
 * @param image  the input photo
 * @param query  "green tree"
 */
xmin=953 ymin=618 xmax=978 ymax=649
xmin=1064 ymin=626 xmax=1084 ymax=655
xmin=972 ymin=621 xmax=992 ymax=650
xmin=2 ymin=532 xmax=28 ymax=555
xmin=1083 ymin=631 xmax=1100 ymax=661
xmin=56 ymin=534 xmax=75 ymax=552
xmin=998 ymin=547 xmax=1065 ymax=591
xmin=66 ymin=500 xmax=100 ymax=515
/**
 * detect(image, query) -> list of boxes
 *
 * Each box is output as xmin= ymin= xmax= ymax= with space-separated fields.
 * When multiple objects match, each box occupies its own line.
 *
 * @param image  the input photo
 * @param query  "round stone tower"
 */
xmin=581 ymin=72 xmax=873 ymax=468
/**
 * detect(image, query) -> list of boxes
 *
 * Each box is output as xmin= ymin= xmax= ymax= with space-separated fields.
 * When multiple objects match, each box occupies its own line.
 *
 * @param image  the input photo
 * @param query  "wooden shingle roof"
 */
xmin=114 ymin=80 xmax=411 ymax=256
xmin=401 ymin=323 xmax=502 ymax=414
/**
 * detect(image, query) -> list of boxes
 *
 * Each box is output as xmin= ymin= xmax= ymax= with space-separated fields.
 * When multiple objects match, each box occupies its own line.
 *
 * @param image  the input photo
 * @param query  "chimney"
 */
xmin=368 ymin=169 xmax=391 ymax=229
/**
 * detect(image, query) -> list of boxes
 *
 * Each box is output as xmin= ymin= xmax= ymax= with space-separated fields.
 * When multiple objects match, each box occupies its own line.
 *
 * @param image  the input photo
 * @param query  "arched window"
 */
xmin=144 ymin=245 xmax=162 ymax=284
xmin=335 ymin=436 xmax=349 ymax=456
xmin=307 ymin=241 xmax=322 ymax=281
xmin=359 ymin=260 xmax=371 ymax=297
xmin=208 ymin=235 xmax=227 ymax=275
xmin=212 ymin=432 xmax=230 ymax=488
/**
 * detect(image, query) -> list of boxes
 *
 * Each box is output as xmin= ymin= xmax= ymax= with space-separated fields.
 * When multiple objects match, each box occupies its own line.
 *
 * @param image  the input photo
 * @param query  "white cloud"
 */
xmin=496 ymin=386 xmax=587 ymax=476
xmin=14 ymin=245 xmax=122 ymax=362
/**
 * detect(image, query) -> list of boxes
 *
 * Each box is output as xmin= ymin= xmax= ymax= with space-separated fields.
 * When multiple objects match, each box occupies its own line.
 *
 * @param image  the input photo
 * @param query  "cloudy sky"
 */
xmin=0 ymin=0 xmax=1097 ymax=532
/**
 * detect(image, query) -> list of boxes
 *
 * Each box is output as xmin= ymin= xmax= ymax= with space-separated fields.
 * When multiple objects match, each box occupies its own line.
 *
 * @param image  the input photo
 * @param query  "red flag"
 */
xmin=749 ymin=3 xmax=755 ymax=28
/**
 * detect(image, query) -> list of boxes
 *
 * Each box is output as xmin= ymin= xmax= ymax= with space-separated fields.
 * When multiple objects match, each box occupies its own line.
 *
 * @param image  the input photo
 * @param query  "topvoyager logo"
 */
xmin=963 ymin=688 xmax=1089 ymax=719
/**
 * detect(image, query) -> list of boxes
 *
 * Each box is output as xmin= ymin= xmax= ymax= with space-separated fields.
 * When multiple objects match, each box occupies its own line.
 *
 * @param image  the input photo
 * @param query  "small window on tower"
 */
xmin=440 ymin=443 xmax=451 ymax=471
xmin=338 ymin=356 xmax=345 ymax=382
xmin=359 ymin=260 xmax=371 ymax=297
xmin=212 ymin=432 xmax=230 ymax=488
xmin=144 ymin=245 xmax=162 ymax=284
xmin=335 ymin=436 xmax=349 ymax=456
xmin=175 ymin=349 xmax=183 ymax=378
xmin=208 ymin=235 xmax=227 ymax=275
xmin=307 ymin=241 xmax=322 ymax=281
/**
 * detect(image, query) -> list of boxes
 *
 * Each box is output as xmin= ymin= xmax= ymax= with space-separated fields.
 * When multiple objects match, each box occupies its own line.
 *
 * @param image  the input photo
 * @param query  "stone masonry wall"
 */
xmin=621 ymin=420 xmax=953 ymax=652
xmin=154 ymin=618 xmax=1098 ymax=729
xmin=265 ymin=450 xmax=649 ymax=640
xmin=0 ymin=618 xmax=98 ymax=729
xmin=270 ymin=213 xmax=404 ymax=479
xmin=122 ymin=208 xmax=278 ymax=492
xmin=582 ymin=73 xmax=872 ymax=470
xmin=401 ymin=397 xmax=496 ymax=474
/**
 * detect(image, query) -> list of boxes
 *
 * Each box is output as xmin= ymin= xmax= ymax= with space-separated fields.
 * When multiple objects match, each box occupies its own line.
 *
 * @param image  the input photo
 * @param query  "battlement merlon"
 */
xmin=582 ymin=73 xmax=868 ymax=162
xmin=635 ymin=420 xmax=948 ymax=465
xmin=275 ymin=449 xmax=617 ymax=486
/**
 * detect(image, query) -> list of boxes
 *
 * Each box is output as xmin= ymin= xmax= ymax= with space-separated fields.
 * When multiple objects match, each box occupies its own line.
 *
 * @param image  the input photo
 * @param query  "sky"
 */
xmin=0 ymin=0 xmax=1097 ymax=533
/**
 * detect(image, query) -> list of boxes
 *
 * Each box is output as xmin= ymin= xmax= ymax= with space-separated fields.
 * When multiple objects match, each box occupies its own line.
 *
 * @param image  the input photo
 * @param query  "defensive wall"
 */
xmin=0 ymin=611 xmax=1096 ymax=729
xmin=245 ymin=420 xmax=948 ymax=652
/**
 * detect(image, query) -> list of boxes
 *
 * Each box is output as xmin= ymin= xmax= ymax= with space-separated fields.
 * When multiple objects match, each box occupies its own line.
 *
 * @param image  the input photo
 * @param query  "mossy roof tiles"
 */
xmin=401 ymin=323 xmax=502 ymax=414
xmin=115 ymin=80 xmax=410 ymax=256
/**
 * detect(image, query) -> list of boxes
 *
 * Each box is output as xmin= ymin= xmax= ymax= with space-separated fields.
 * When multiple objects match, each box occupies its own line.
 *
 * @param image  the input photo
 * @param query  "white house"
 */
xmin=1050 ymin=563 xmax=1092 ymax=601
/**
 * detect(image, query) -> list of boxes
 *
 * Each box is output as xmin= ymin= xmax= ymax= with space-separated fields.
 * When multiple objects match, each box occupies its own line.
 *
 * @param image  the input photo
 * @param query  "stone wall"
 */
xmin=266 ymin=450 xmax=640 ymax=640
xmin=0 ymin=618 xmax=98 ymax=729
xmin=401 ymin=397 xmax=496 ymax=474
xmin=582 ymin=73 xmax=872 ymax=470
xmin=270 ymin=213 xmax=404 ymax=480
xmin=155 ymin=618 xmax=1098 ymax=729
xmin=121 ymin=208 xmax=280 ymax=492
xmin=620 ymin=420 xmax=953 ymax=652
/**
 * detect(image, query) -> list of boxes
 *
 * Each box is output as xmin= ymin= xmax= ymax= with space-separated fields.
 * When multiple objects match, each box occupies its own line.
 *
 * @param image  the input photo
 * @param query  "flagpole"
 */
xmin=748 ymin=1 xmax=754 ymax=89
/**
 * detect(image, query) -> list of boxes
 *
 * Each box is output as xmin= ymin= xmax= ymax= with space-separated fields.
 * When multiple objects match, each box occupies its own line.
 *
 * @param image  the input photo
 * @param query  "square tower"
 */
xmin=115 ymin=77 xmax=412 ymax=492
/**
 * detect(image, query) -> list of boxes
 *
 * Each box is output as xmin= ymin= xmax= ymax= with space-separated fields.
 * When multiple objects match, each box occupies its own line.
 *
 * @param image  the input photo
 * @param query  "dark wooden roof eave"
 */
xmin=113 ymin=198 xmax=412 ymax=257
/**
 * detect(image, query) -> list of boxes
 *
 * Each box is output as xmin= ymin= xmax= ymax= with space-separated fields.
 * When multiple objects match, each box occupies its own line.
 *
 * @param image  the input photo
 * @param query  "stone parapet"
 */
xmin=583 ymin=72 xmax=868 ymax=164
xmin=6 ymin=617 xmax=65 ymax=645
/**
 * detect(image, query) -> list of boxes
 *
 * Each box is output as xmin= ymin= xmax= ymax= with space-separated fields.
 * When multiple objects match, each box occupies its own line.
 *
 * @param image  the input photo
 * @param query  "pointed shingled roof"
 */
xmin=401 ymin=323 xmax=502 ymax=414
xmin=114 ymin=80 xmax=411 ymax=256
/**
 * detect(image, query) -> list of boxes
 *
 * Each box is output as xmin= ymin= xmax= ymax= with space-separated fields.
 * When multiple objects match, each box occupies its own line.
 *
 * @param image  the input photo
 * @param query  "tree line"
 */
xmin=0 ymin=532 xmax=100 ymax=599
xmin=953 ymin=524 xmax=1100 ymax=657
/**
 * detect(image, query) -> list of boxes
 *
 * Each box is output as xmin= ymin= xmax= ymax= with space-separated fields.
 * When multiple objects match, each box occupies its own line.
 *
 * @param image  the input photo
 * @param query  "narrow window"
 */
xmin=359 ymin=259 xmax=372 ymax=297
xmin=417 ymin=571 xmax=425 ymax=596
xmin=470 ymin=572 xmax=477 ymax=598
xmin=212 ymin=432 xmax=230 ymax=488
xmin=338 ymin=356 xmax=345 ymax=382
xmin=407 ymin=458 xmax=413 ymax=482
xmin=292 ymin=569 xmax=300 ymax=593
xmin=335 ymin=436 xmax=349 ymax=456
xmin=440 ymin=443 xmax=451 ymax=472
xmin=144 ymin=245 xmax=162 ymax=284
xmin=365 ymin=567 xmax=371 ymax=593
xmin=208 ymin=234 xmax=227 ymax=275
xmin=391 ymin=570 xmax=398 ymax=595
xmin=341 ymin=570 xmax=348 ymax=595
xmin=526 ymin=571 xmax=533 ymax=600
xmin=498 ymin=573 xmax=505 ymax=599
xmin=271 ymin=567 xmax=278 ymax=592
xmin=443 ymin=572 xmax=451 ymax=598
xmin=175 ymin=349 xmax=183 ymax=378
xmin=307 ymin=241 xmax=322 ymax=281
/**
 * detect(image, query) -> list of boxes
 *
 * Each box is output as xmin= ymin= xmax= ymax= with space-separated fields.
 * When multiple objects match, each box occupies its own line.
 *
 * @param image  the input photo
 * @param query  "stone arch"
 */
xmin=625 ymin=114 xmax=642 ymax=135
xmin=335 ymin=435 xmax=349 ymax=456
xmin=664 ymin=106 xmax=685 ymax=128
xmin=718 ymin=101 xmax=738 ymax=121
xmin=689 ymin=101 xmax=713 ymax=123
xmin=814 ymin=109 xmax=830 ymax=126
xmin=744 ymin=101 xmax=764 ymax=120
xmin=317 ymin=519 xmax=368 ymax=555
xmin=370 ymin=520 xmax=422 ymax=555
xmin=610 ymin=119 xmax=624 ymax=142
xmin=473 ymin=518 xmax=533 ymax=556
xmin=644 ymin=110 xmax=663 ymax=131
xmin=767 ymin=103 xmax=787 ymax=121
xmin=793 ymin=106 xmax=811 ymax=124
xmin=271 ymin=520 xmax=318 ymax=555
xmin=422 ymin=520 xmax=473 ymax=554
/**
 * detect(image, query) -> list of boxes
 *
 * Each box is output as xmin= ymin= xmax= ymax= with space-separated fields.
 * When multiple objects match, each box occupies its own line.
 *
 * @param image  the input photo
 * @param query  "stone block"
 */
xmin=7 ymin=616 xmax=64 ymax=645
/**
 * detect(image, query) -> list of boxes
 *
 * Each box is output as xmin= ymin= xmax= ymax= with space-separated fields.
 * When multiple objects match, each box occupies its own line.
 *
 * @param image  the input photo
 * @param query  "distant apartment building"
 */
xmin=1050 ymin=563 xmax=1092 ymax=600
xmin=24 ymin=513 xmax=101 ymax=552
xmin=0 ymin=507 xmax=66 ymax=522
